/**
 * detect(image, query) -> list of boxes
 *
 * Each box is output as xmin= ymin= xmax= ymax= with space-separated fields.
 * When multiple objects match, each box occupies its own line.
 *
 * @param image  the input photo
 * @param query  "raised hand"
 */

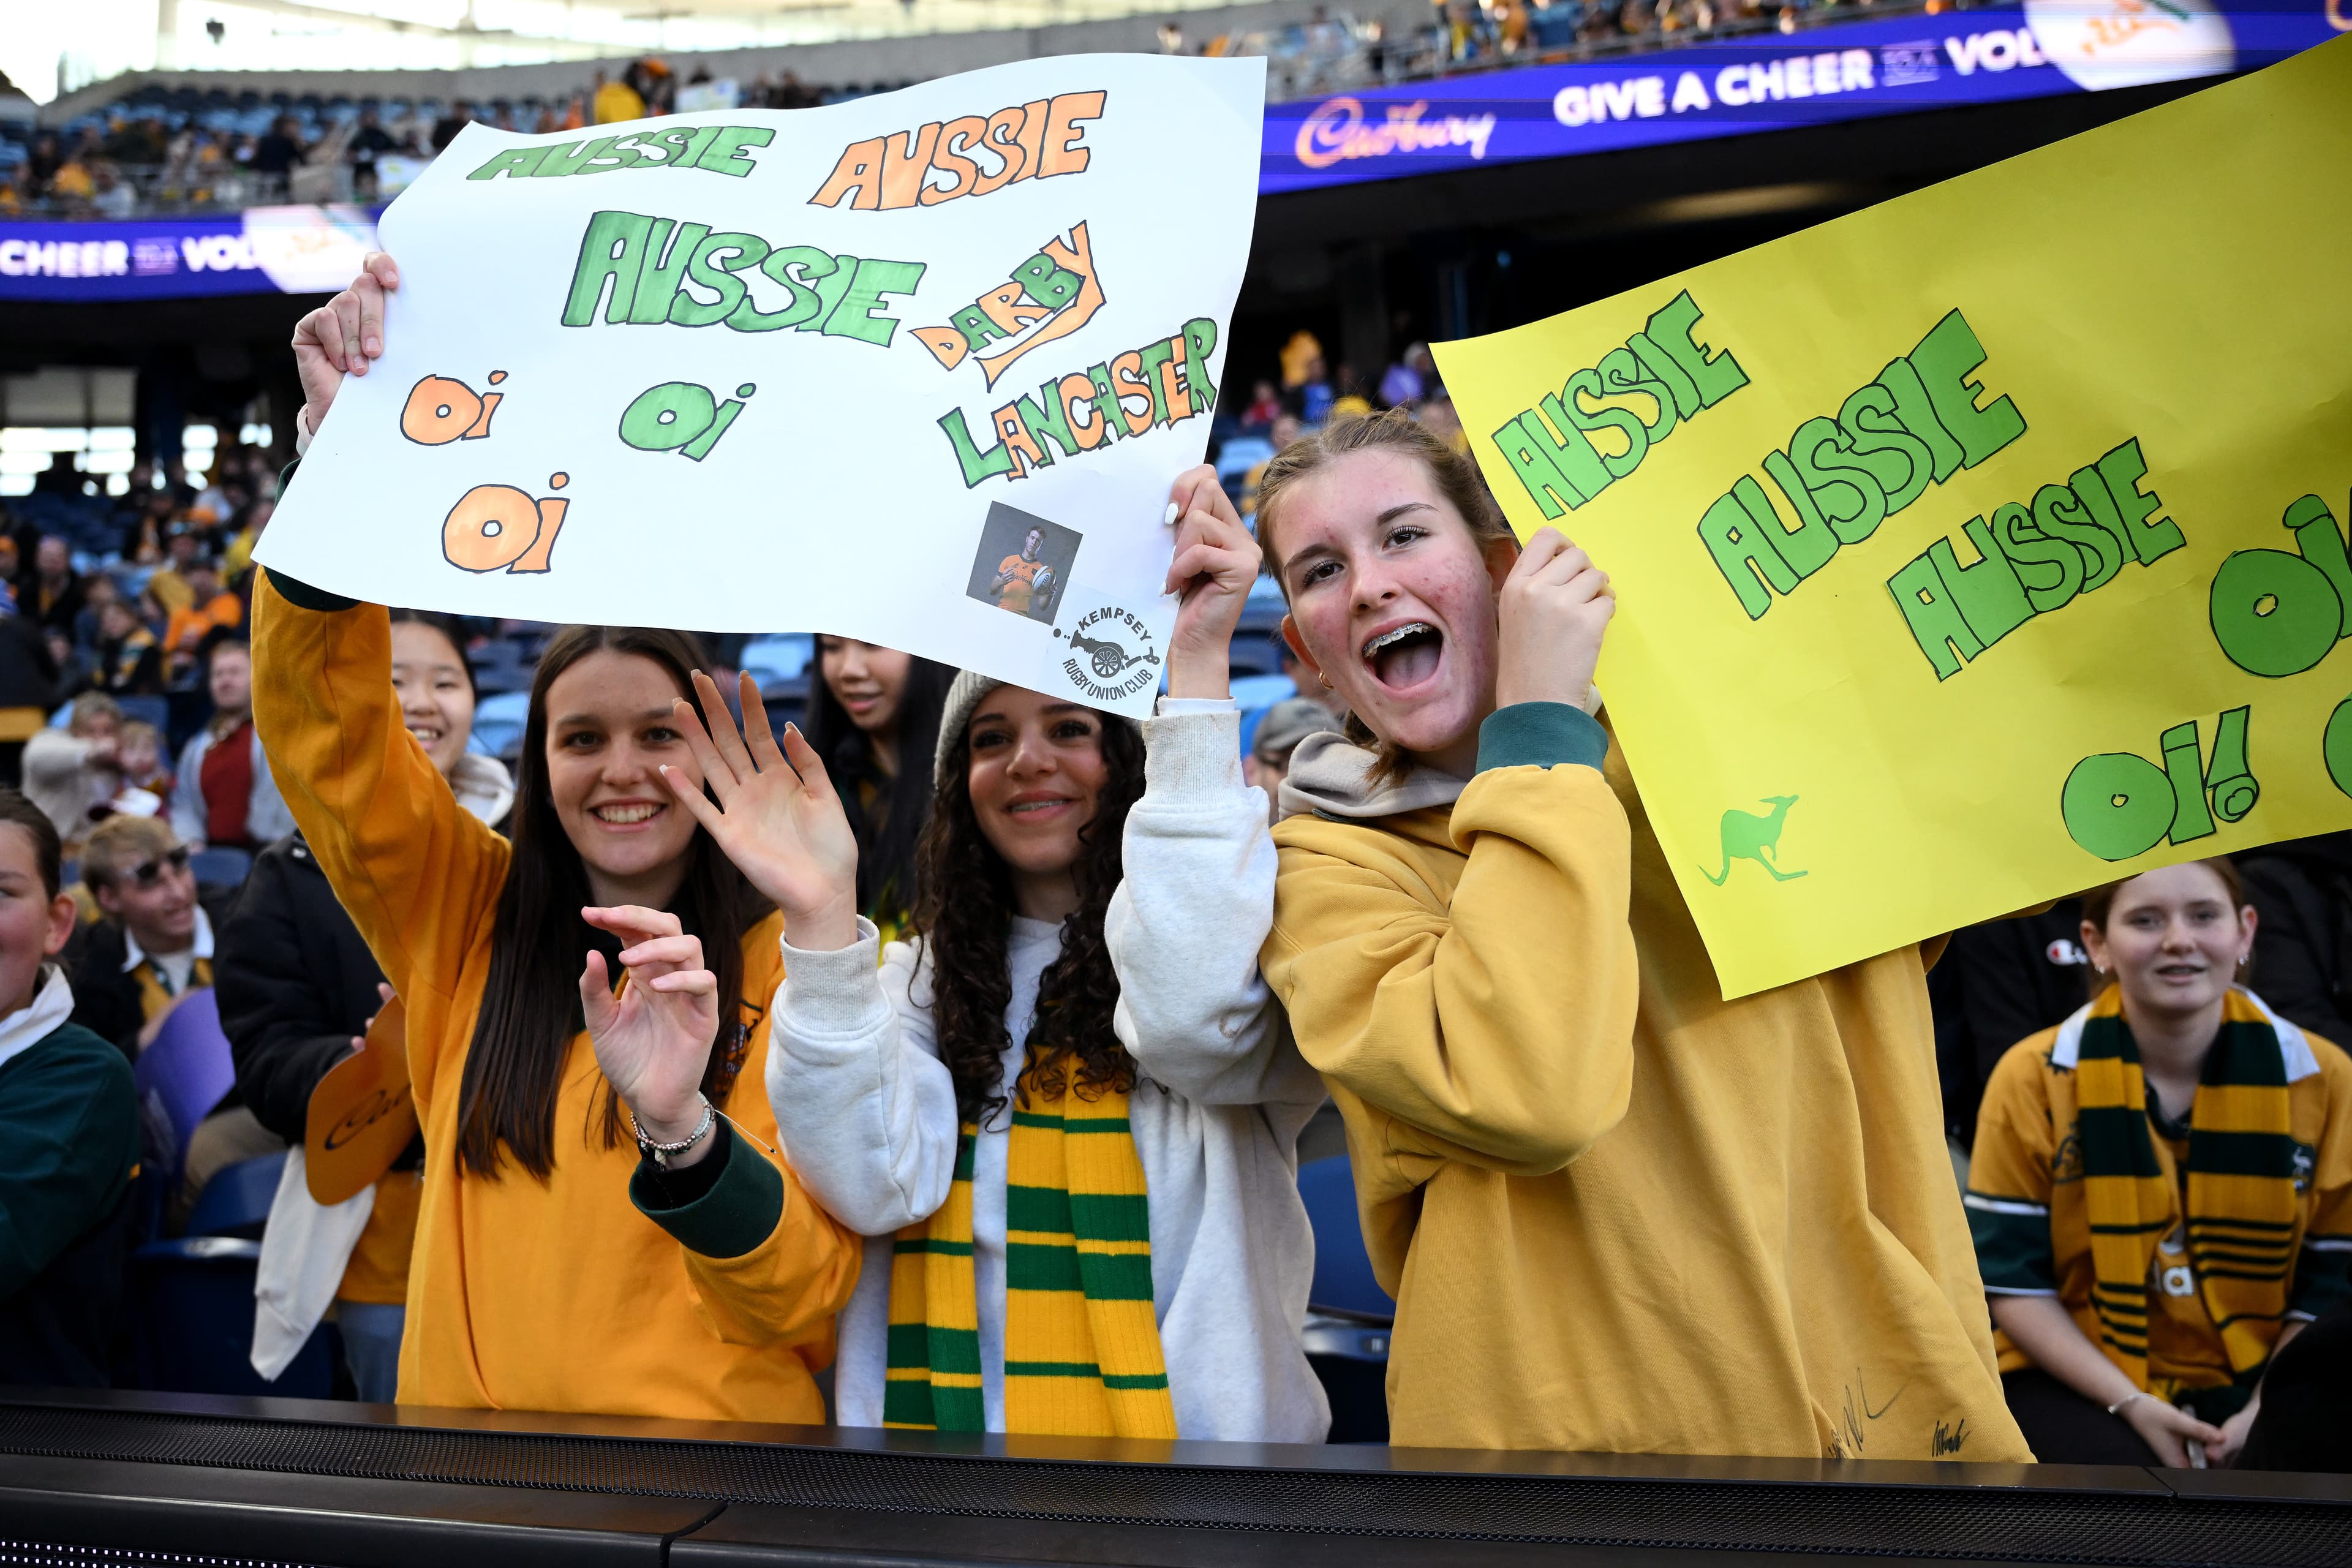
xmin=579 ymin=905 xmax=720 ymax=1163
xmin=1493 ymin=527 xmax=1614 ymax=712
xmin=1162 ymin=462 xmax=1262 ymax=699
xmin=659 ymin=670 xmax=862 ymax=952
xmin=290 ymin=251 xmax=400 ymax=440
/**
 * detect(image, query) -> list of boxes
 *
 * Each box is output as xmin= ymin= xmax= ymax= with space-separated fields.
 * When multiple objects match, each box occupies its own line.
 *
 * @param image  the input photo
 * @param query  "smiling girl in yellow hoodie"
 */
xmin=1255 ymin=409 xmax=2028 ymax=1460
xmin=249 ymin=254 xmax=858 ymax=1419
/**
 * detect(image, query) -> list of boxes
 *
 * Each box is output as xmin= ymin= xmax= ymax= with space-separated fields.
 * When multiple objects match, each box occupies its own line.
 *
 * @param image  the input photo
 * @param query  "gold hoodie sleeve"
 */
xmin=252 ymin=571 xmax=510 ymax=1112
xmin=1265 ymin=761 xmax=1638 ymax=1182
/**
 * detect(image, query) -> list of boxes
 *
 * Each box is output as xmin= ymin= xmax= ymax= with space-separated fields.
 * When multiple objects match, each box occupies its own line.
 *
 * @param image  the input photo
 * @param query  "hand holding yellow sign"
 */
xmin=1433 ymin=37 xmax=2352 ymax=998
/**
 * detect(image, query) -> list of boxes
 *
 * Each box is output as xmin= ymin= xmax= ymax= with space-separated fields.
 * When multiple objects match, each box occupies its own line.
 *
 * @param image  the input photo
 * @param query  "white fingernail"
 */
xmin=1164 ymin=502 xmax=1180 ymax=527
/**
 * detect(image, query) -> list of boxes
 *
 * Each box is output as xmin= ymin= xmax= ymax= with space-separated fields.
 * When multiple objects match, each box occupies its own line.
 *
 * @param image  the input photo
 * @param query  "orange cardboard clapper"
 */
xmin=304 ymin=994 xmax=417 ymax=1205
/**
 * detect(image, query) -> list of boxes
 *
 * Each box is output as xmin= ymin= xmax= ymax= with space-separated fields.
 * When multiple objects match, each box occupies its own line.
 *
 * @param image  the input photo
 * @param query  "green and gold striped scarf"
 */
xmin=883 ymin=1079 xmax=1176 ymax=1436
xmin=2076 ymin=984 xmax=2299 ymax=1388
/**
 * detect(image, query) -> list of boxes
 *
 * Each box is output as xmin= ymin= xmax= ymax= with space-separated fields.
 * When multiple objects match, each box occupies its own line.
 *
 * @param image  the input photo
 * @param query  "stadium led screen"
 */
xmin=1260 ymin=0 xmax=2345 ymax=194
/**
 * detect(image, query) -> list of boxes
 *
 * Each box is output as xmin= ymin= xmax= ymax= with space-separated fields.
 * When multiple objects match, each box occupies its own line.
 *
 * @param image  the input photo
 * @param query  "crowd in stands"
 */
xmin=1 ymin=246 xmax=2346 ymax=1475
xmin=2 ymin=0 xmax=1951 ymax=217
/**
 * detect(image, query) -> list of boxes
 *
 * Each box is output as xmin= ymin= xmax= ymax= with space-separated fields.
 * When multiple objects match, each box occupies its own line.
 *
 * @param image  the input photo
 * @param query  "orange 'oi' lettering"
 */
xmin=443 ymin=471 xmax=568 ymax=575
xmin=401 ymin=370 xmax=508 ymax=446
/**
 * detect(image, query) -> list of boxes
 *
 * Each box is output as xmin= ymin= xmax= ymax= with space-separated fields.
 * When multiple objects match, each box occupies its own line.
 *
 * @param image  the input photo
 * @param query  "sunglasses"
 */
xmin=127 ymin=845 xmax=192 ymax=888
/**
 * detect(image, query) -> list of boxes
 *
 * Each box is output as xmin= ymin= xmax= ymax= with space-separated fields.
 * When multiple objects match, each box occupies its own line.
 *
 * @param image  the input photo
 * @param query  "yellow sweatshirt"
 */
xmin=253 ymin=571 xmax=860 ymax=1420
xmin=1264 ymin=703 xmax=2029 ymax=1460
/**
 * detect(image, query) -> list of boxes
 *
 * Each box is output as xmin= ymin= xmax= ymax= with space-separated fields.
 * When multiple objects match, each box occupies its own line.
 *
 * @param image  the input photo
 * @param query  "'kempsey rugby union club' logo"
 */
xmin=1054 ymin=605 xmax=1160 ymax=703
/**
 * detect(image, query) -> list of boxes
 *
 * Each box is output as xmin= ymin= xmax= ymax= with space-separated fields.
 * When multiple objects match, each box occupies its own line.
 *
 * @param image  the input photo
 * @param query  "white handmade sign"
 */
xmin=258 ymin=55 xmax=1267 ymax=716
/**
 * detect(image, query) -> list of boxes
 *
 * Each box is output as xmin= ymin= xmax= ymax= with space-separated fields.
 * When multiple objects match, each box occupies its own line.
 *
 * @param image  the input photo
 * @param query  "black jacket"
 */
xmin=1930 ymin=900 xmax=2094 ymax=1147
xmin=67 ymin=888 xmax=239 ymax=1062
xmin=2236 ymin=834 xmax=2352 ymax=1047
xmin=216 ymin=832 xmax=412 ymax=1160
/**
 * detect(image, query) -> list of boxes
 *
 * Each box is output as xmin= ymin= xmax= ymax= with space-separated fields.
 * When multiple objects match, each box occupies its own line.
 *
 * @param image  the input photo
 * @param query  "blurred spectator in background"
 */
xmin=148 ymin=525 xmax=204 ymax=616
xmin=1381 ymin=344 xmax=1435 ymax=407
xmin=429 ymin=100 xmax=475 ymax=153
xmin=93 ymin=597 xmax=162 ymax=699
xmin=19 ymin=538 xmax=85 ymax=643
xmin=803 ymin=637 xmax=952 ymax=943
xmin=347 ymin=105 xmax=398 ymax=200
xmin=0 ymin=615 xmax=57 ymax=791
xmin=1416 ymin=395 xmax=1467 ymax=451
xmin=594 ymin=67 xmax=644 ymax=123
xmin=224 ymin=500 xmax=270 ymax=587
xmin=1244 ymin=696 xmax=1333 ymax=820
xmin=1278 ymin=330 xmax=1323 ymax=391
xmin=21 ymin=695 xmax=120 ymax=853
xmin=45 ymin=631 xmax=91 ymax=709
xmin=162 ymin=562 xmax=243 ymax=682
xmin=120 ymin=489 xmax=173 ymax=567
xmin=69 ymin=813 xmax=266 ymax=1219
xmin=31 ymin=454 xmax=80 ymax=499
xmin=1242 ymin=379 xmax=1283 ymax=431
xmin=2236 ymin=834 xmax=2352 ymax=1045
xmin=24 ymin=132 xmax=62 ymax=197
xmin=251 ymin=115 xmax=306 ymax=181
xmin=172 ymin=638 xmax=292 ymax=854
xmin=111 ymin=720 xmax=170 ymax=809
xmin=0 ymin=790 xmax=136 ymax=1390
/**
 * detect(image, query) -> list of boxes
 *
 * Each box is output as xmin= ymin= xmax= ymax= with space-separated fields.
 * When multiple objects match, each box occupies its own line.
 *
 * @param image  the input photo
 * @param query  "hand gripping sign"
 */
xmin=1433 ymin=37 xmax=2352 ymax=999
xmin=258 ymin=56 xmax=1267 ymax=718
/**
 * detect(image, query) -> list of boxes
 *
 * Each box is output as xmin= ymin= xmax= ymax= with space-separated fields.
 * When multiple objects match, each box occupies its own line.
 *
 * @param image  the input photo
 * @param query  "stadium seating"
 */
xmin=128 ymin=1233 xmax=337 ymax=1397
xmin=181 ymin=1151 xmax=284 ymax=1242
xmin=1295 ymin=1153 xmax=1393 ymax=1442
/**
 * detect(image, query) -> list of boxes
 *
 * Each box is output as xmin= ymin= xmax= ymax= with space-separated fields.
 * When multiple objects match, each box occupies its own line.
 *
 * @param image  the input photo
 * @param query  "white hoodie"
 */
xmin=767 ymin=700 xmax=1330 ymax=1442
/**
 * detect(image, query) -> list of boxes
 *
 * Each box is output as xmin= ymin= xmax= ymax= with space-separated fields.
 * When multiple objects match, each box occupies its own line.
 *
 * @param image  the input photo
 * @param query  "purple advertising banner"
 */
xmin=0 ymin=205 xmax=381 ymax=303
xmin=1262 ymin=0 xmax=2347 ymax=193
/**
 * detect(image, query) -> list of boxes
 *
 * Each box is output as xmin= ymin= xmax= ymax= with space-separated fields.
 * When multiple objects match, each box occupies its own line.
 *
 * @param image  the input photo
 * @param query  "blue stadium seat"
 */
xmin=1297 ymin=1153 xmax=1393 ymax=1442
xmin=1297 ymin=1154 xmax=1392 ymax=1321
xmin=183 ymin=1152 xmax=284 ymax=1241
xmin=189 ymin=846 xmax=252 ymax=888
xmin=128 ymin=1235 xmax=335 ymax=1397
xmin=116 ymin=695 xmax=170 ymax=734
xmin=470 ymin=690 xmax=529 ymax=760
xmin=741 ymin=634 xmax=814 ymax=698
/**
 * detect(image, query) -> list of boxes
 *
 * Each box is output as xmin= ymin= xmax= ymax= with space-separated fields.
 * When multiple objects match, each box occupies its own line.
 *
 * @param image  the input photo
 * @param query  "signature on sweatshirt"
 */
xmin=1826 ymin=1370 xmax=1906 ymax=1458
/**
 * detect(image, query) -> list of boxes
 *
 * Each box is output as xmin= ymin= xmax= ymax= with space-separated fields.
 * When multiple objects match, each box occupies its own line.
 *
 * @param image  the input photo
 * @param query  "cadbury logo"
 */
xmin=1294 ymin=97 xmax=1498 ymax=171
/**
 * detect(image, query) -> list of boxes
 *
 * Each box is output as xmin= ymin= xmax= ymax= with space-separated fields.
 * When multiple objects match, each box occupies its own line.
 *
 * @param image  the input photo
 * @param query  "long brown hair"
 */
xmin=454 ymin=625 xmax=769 ymax=1180
xmin=910 ymin=701 xmax=1145 ymax=1125
xmin=1255 ymin=407 xmax=1513 ymax=781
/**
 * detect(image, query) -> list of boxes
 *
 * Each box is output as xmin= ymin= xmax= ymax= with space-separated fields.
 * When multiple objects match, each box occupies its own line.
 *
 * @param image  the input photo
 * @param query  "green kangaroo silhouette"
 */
xmin=1700 ymin=796 xmax=1805 ymax=886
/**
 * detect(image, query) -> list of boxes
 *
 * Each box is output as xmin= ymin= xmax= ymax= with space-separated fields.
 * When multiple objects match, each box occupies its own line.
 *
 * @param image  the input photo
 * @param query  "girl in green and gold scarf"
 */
xmin=1969 ymin=858 xmax=2352 ymax=1466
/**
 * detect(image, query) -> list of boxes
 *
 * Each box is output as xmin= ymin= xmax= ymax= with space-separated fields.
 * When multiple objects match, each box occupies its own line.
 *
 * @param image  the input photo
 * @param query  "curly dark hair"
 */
xmin=910 ymin=704 xmax=1146 ymax=1125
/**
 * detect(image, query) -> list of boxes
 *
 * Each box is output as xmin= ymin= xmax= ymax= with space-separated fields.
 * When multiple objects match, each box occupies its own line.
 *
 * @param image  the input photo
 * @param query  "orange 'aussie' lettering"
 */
xmin=810 ymin=91 xmax=1106 ymax=211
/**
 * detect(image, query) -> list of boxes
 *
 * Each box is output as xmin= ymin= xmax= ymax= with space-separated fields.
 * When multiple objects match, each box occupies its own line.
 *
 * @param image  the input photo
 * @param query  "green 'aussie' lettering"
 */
xmin=1698 ymin=309 xmax=2026 ymax=622
xmin=1488 ymin=290 xmax=1747 ymax=517
xmin=1884 ymin=434 xmax=2182 ymax=680
xmin=560 ymin=209 xmax=924 ymax=345
xmin=469 ymin=126 xmax=774 ymax=181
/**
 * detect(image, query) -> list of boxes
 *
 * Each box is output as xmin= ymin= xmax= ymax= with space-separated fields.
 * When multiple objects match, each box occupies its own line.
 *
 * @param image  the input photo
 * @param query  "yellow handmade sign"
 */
xmin=1433 ymin=36 xmax=2352 ymax=1000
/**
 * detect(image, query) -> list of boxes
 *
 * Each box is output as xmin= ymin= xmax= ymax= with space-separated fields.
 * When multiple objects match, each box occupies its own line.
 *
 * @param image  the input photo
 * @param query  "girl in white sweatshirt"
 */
xmin=649 ymin=468 xmax=1328 ymax=1442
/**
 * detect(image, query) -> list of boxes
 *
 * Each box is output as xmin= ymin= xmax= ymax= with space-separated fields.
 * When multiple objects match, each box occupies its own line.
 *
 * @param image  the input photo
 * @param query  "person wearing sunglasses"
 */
xmin=68 ymin=813 xmax=262 ymax=1217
